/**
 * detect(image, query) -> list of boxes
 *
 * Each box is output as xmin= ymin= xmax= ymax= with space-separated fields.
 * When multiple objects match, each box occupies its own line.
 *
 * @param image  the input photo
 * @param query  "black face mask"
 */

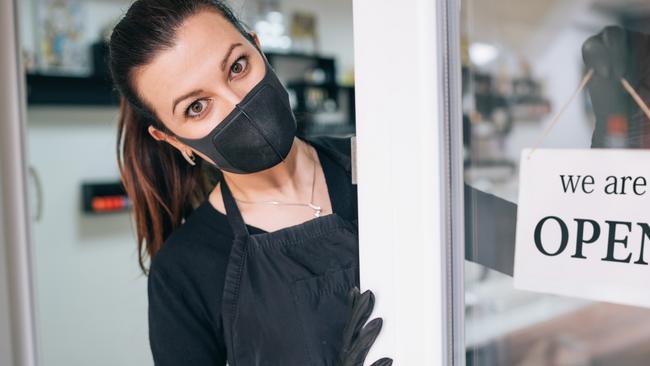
xmin=175 ymin=58 xmax=297 ymax=174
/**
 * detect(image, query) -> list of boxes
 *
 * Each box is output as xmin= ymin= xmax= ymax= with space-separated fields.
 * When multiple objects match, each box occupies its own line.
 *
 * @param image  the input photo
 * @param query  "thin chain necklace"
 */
xmin=230 ymin=147 xmax=322 ymax=218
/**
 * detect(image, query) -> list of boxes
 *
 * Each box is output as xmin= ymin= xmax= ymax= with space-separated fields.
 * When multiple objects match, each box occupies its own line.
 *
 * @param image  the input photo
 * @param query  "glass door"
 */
xmin=461 ymin=0 xmax=650 ymax=365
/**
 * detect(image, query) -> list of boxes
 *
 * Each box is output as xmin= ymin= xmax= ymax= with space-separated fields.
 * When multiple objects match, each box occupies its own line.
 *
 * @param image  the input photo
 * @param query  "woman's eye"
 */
xmin=230 ymin=56 xmax=248 ymax=77
xmin=186 ymin=99 xmax=208 ymax=118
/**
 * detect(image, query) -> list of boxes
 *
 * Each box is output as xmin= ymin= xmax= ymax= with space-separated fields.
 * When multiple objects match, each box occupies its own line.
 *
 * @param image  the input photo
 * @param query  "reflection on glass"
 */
xmin=462 ymin=0 xmax=650 ymax=365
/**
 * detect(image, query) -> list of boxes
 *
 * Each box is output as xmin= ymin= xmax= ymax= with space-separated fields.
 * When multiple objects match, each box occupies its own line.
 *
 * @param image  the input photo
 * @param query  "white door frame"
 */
xmin=0 ymin=1 xmax=39 ymax=365
xmin=353 ymin=0 xmax=464 ymax=364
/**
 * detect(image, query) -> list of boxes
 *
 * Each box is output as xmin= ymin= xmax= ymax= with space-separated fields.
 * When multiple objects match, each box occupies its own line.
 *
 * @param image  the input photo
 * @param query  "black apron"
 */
xmin=220 ymin=139 xmax=360 ymax=366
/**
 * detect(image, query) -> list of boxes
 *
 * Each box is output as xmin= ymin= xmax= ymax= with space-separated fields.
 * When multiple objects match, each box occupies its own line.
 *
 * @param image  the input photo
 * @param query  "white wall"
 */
xmin=26 ymin=107 xmax=151 ymax=366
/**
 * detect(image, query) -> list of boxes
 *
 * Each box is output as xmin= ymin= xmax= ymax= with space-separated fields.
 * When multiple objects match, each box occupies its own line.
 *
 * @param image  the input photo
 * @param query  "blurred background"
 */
xmin=462 ymin=0 xmax=650 ymax=365
xmin=10 ymin=0 xmax=354 ymax=365
xmin=6 ymin=0 xmax=650 ymax=365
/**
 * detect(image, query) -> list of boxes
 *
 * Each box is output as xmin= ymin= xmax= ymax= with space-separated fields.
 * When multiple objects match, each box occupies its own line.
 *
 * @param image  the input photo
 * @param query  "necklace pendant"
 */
xmin=309 ymin=202 xmax=322 ymax=218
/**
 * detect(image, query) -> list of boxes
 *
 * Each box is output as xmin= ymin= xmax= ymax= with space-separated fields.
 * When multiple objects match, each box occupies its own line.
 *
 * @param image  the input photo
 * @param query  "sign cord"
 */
xmin=527 ymin=69 xmax=594 ymax=159
xmin=620 ymin=78 xmax=650 ymax=122
xmin=527 ymin=69 xmax=650 ymax=159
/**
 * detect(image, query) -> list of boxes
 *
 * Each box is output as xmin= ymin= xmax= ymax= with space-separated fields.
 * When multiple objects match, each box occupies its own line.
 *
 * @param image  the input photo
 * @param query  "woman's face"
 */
xmin=133 ymin=9 xmax=266 ymax=151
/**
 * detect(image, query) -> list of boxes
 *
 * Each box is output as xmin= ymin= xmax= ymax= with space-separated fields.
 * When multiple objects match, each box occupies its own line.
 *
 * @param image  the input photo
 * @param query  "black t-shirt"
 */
xmin=147 ymin=136 xmax=357 ymax=365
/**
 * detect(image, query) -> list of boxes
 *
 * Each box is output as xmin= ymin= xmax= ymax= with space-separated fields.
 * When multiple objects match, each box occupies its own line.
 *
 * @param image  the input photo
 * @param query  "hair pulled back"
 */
xmin=108 ymin=0 xmax=255 ymax=274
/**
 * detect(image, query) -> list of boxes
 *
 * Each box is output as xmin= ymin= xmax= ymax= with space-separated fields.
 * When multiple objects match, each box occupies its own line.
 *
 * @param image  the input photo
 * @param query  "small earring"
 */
xmin=181 ymin=149 xmax=196 ymax=166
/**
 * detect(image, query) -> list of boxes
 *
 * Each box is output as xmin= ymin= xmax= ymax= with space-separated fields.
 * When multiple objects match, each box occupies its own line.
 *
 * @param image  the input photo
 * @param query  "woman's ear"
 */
xmin=148 ymin=125 xmax=182 ymax=149
xmin=147 ymin=125 xmax=194 ymax=154
xmin=147 ymin=125 xmax=168 ymax=142
xmin=249 ymin=31 xmax=262 ymax=50
xmin=147 ymin=126 xmax=204 ymax=165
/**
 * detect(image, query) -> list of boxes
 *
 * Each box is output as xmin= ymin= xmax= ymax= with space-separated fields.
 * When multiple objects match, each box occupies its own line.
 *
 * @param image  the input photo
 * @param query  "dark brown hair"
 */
xmin=109 ymin=0 xmax=255 ymax=275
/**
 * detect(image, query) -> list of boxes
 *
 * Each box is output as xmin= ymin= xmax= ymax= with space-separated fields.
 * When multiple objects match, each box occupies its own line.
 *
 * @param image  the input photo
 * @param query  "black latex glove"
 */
xmin=582 ymin=25 xmax=650 ymax=148
xmin=337 ymin=287 xmax=393 ymax=366
xmin=582 ymin=26 xmax=628 ymax=80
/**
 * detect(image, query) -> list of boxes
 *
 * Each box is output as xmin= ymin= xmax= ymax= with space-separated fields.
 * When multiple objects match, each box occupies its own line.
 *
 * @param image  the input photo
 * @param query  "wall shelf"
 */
xmin=26 ymin=73 xmax=119 ymax=106
xmin=25 ymin=48 xmax=355 ymax=137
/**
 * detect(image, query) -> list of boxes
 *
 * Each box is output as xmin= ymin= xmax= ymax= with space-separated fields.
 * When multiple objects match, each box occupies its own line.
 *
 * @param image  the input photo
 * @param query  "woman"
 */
xmin=108 ymin=1 xmax=392 ymax=365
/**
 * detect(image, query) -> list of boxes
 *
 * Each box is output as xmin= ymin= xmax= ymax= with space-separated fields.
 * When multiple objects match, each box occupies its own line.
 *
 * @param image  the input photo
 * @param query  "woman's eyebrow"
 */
xmin=172 ymin=89 xmax=204 ymax=115
xmin=171 ymin=43 xmax=243 ymax=114
xmin=221 ymin=42 xmax=243 ymax=71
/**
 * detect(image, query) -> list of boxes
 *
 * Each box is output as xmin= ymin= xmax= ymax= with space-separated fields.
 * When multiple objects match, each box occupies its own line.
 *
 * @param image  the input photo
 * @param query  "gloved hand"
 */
xmin=582 ymin=25 xmax=628 ymax=80
xmin=337 ymin=287 xmax=393 ymax=366
xmin=581 ymin=25 xmax=650 ymax=148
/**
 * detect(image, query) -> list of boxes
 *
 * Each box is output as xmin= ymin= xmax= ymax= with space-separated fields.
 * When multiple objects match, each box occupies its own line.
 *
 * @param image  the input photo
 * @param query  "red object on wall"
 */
xmin=91 ymin=195 xmax=130 ymax=212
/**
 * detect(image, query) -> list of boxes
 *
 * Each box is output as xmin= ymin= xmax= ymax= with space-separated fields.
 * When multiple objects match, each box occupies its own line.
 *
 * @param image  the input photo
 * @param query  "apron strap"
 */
xmin=220 ymin=178 xmax=250 ymax=238
xmin=305 ymin=136 xmax=357 ymax=222
xmin=304 ymin=136 xmax=352 ymax=176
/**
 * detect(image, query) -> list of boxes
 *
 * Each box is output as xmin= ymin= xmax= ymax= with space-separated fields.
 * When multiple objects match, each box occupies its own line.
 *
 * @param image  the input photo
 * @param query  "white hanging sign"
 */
xmin=514 ymin=148 xmax=650 ymax=307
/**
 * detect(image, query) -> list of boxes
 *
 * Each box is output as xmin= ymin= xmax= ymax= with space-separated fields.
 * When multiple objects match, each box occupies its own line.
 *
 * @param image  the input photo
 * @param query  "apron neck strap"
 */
xmin=220 ymin=178 xmax=250 ymax=238
xmin=304 ymin=136 xmax=352 ymax=175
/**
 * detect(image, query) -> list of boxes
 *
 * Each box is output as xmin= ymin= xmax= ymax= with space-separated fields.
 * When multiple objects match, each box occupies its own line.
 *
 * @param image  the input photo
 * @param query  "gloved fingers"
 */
xmin=347 ymin=286 xmax=360 ymax=308
xmin=340 ymin=287 xmax=362 ymax=350
xmin=353 ymin=290 xmax=375 ymax=335
xmin=341 ymin=289 xmax=375 ymax=348
xmin=370 ymin=357 xmax=393 ymax=366
xmin=582 ymin=25 xmax=627 ymax=80
xmin=601 ymin=25 xmax=628 ymax=79
xmin=347 ymin=317 xmax=383 ymax=365
xmin=340 ymin=288 xmax=364 ymax=357
xmin=583 ymin=34 xmax=614 ymax=78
